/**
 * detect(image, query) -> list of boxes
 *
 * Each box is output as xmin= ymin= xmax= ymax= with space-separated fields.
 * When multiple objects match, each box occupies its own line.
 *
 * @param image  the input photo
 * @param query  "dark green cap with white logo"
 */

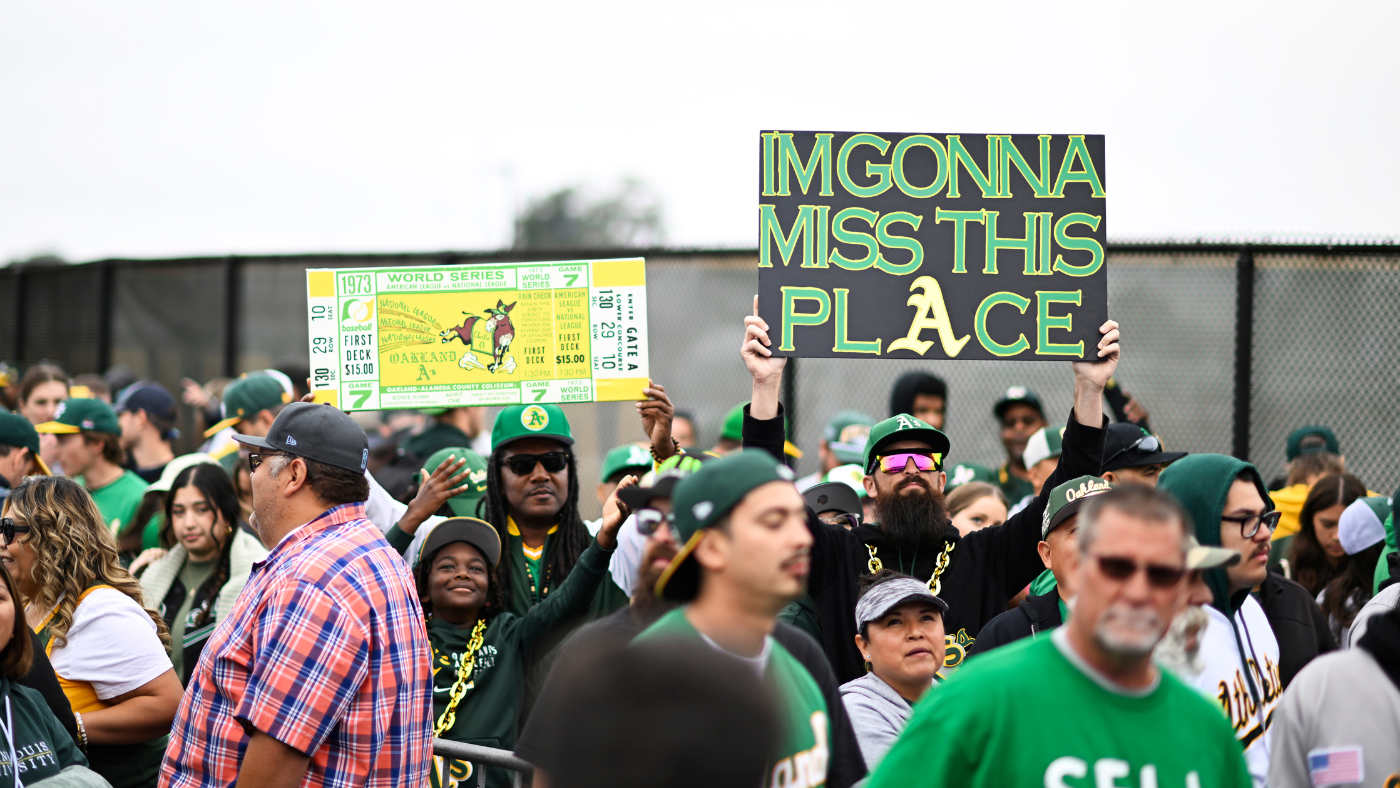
xmin=416 ymin=447 xmax=489 ymax=517
xmin=655 ymin=450 xmax=798 ymax=601
xmin=863 ymin=414 xmax=950 ymax=475
xmin=491 ymin=404 xmax=574 ymax=451
xmin=34 ymin=398 xmax=120 ymax=437
xmin=1042 ymin=475 xmax=1115 ymax=539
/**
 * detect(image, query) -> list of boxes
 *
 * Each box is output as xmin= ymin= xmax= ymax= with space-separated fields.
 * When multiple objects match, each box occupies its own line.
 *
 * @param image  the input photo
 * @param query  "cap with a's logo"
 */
xmin=863 ymin=414 xmax=951 ymax=475
xmin=491 ymin=403 xmax=574 ymax=451
xmin=1041 ymin=475 xmax=1114 ymax=538
xmin=233 ymin=402 xmax=369 ymax=474
xmin=601 ymin=443 xmax=653 ymax=483
xmin=34 ymin=398 xmax=121 ymax=437
xmin=994 ymin=386 xmax=1044 ymax=420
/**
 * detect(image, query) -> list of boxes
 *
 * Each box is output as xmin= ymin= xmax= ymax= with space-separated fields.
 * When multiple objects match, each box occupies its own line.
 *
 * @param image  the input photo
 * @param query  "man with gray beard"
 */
xmin=1154 ymin=538 xmax=1242 ymax=676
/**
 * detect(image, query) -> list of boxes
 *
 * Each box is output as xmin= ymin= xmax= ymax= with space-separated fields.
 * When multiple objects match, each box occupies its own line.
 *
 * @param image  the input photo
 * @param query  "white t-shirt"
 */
xmin=608 ymin=513 xmax=646 ymax=597
xmin=44 ymin=588 xmax=172 ymax=700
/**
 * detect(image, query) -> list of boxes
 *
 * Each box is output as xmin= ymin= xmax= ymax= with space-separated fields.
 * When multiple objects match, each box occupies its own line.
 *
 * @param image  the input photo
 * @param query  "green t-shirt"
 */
xmin=867 ymin=632 xmax=1251 ymax=788
xmin=1031 ymin=567 xmax=1058 ymax=596
xmin=635 ymin=607 xmax=830 ymax=788
xmin=80 ymin=470 xmax=148 ymax=535
xmin=171 ymin=557 xmax=217 ymax=680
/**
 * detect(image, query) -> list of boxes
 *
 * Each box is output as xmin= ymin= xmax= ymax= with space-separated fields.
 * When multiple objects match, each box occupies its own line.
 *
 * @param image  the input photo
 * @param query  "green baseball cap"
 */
xmin=1023 ymin=424 xmax=1066 ymax=468
xmin=1042 ymin=475 xmax=1114 ymax=539
xmin=601 ymin=444 xmax=653 ymax=484
xmin=863 ymin=414 xmax=950 ymax=475
xmin=994 ymin=386 xmax=1044 ymax=420
xmin=655 ymin=450 xmax=798 ymax=601
xmin=0 ymin=413 xmax=49 ymax=476
xmin=416 ymin=447 xmax=489 ymax=517
xmin=415 ymin=517 xmax=502 ymax=571
xmin=34 ymin=398 xmax=120 ymax=437
xmin=204 ymin=375 xmax=292 ymax=437
xmin=945 ymin=462 xmax=996 ymax=490
xmin=823 ymin=410 xmax=875 ymax=465
xmin=1285 ymin=425 xmax=1339 ymax=461
xmin=492 ymin=404 xmax=574 ymax=451
xmin=720 ymin=403 xmax=803 ymax=459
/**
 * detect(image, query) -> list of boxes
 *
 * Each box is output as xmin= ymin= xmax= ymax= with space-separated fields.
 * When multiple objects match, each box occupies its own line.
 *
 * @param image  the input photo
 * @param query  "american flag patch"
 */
xmin=1309 ymin=747 xmax=1363 ymax=786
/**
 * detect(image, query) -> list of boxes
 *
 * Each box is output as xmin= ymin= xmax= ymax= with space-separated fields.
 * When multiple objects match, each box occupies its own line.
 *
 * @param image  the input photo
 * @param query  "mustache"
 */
xmin=898 ymin=476 xmax=930 ymax=493
xmin=526 ymin=485 xmax=557 ymax=497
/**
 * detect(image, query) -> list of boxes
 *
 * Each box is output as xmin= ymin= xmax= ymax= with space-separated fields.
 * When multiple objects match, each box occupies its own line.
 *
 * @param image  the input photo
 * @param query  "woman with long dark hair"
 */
xmin=0 ymin=476 xmax=179 ymax=788
xmin=1288 ymin=473 xmax=1365 ymax=596
xmin=137 ymin=463 xmax=267 ymax=684
xmin=1320 ymin=496 xmax=1389 ymax=645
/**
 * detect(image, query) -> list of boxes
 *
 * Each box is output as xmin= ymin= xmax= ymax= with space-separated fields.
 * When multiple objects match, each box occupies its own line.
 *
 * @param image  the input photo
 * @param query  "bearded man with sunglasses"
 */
xmin=741 ymin=301 xmax=1121 ymax=682
xmin=867 ymin=485 xmax=1251 ymax=788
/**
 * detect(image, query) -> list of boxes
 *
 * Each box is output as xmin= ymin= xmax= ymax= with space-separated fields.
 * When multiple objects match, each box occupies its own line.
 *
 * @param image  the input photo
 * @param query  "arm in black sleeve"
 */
xmin=742 ymin=402 xmax=788 ymax=464
xmin=773 ymin=623 xmax=866 ymax=788
xmin=19 ymin=631 xmax=77 ymax=744
xmin=967 ymin=408 xmax=1107 ymax=598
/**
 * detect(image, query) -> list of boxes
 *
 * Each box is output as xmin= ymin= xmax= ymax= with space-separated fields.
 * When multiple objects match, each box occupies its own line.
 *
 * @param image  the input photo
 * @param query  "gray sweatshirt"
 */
xmin=838 ymin=672 xmax=923 ymax=771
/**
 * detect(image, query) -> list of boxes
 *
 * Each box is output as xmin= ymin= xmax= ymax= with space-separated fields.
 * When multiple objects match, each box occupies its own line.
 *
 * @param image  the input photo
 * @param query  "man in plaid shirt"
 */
xmin=161 ymin=402 xmax=433 ymax=788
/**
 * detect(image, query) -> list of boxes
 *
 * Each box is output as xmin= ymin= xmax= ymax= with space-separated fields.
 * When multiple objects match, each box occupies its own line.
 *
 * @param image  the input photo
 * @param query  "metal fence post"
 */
xmin=223 ymin=256 xmax=241 ymax=377
xmin=782 ymin=357 xmax=797 ymax=445
xmin=13 ymin=267 xmax=26 ymax=363
xmin=1232 ymin=246 xmax=1255 ymax=461
xmin=96 ymin=261 xmax=113 ymax=372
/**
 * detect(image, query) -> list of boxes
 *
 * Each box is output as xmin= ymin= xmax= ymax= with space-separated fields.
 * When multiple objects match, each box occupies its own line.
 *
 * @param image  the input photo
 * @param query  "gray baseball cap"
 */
xmin=233 ymin=401 xmax=369 ymax=474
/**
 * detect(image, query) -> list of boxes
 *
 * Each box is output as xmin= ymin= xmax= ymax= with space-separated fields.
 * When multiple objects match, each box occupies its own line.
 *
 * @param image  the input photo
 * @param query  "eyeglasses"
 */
xmin=1221 ymin=510 xmax=1281 ymax=539
xmin=635 ymin=509 xmax=672 ymax=536
xmin=1103 ymin=434 xmax=1161 ymax=468
xmin=0 ymin=518 xmax=30 ymax=546
xmin=500 ymin=452 xmax=569 ymax=476
xmin=876 ymin=452 xmax=942 ymax=474
xmin=1092 ymin=554 xmax=1187 ymax=588
xmin=819 ymin=512 xmax=862 ymax=530
xmin=246 ymin=451 xmax=289 ymax=474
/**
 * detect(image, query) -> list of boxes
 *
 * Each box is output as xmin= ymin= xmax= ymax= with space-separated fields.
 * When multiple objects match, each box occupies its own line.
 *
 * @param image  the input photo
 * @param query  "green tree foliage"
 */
xmin=514 ymin=179 xmax=664 ymax=250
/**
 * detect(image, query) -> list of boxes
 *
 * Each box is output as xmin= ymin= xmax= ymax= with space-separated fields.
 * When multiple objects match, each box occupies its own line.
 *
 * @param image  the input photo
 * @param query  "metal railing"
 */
xmin=432 ymin=739 xmax=534 ymax=788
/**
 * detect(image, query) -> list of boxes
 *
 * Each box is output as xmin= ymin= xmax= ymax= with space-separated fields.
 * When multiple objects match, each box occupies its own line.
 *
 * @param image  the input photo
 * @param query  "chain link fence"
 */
xmin=2 ymin=244 xmax=1397 ymax=519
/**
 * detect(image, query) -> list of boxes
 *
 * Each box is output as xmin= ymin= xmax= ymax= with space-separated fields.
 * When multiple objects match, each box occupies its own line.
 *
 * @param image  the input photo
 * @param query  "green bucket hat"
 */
xmin=0 ymin=413 xmax=49 ymax=476
xmin=204 ymin=375 xmax=292 ymax=437
xmin=655 ymin=450 xmax=798 ymax=601
xmin=34 ymin=398 xmax=120 ymax=437
xmin=601 ymin=444 xmax=653 ymax=484
xmin=1023 ymin=424 xmax=1066 ymax=468
xmin=492 ymin=404 xmax=574 ymax=451
xmin=416 ymin=447 xmax=490 ymax=517
xmin=863 ymin=414 xmax=950 ymax=475
xmin=1042 ymin=475 xmax=1114 ymax=538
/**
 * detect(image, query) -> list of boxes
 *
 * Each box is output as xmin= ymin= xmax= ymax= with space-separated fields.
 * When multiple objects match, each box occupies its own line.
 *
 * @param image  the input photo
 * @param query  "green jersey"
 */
xmin=868 ymin=632 xmax=1251 ymax=788
xmin=79 ymin=470 xmax=148 ymax=536
xmin=635 ymin=608 xmax=830 ymax=788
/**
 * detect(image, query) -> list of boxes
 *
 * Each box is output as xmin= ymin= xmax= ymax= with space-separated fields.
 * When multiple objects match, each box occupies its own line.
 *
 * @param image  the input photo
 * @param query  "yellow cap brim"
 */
xmin=33 ymin=421 xmax=80 ymax=434
xmin=784 ymin=441 xmax=804 ymax=460
xmin=31 ymin=456 xmax=51 ymax=477
xmin=653 ymin=529 xmax=707 ymax=600
xmin=203 ymin=416 xmax=242 ymax=438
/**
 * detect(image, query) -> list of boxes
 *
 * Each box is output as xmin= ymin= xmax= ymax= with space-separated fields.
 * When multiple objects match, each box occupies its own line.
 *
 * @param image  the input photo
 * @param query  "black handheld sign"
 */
xmin=757 ymin=132 xmax=1106 ymax=361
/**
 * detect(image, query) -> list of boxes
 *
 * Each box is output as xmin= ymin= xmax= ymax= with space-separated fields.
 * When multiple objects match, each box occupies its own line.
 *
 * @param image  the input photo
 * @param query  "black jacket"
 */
xmin=744 ymin=404 xmax=1106 ymax=683
xmin=965 ymin=588 xmax=1064 ymax=658
xmin=1256 ymin=569 xmax=1335 ymax=688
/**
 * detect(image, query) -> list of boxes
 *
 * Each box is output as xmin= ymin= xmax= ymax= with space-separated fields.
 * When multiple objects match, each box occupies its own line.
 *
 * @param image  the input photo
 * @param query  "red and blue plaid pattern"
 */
xmin=161 ymin=503 xmax=433 ymax=788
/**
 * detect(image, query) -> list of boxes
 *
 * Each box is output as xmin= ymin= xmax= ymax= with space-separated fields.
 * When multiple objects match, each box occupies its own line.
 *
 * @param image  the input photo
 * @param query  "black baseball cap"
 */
xmin=233 ymin=401 xmax=369 ymax=474
xmin=114 ymin=381 xmax=177 ymax=423
xmin=993 ymin=387 xmax=1044 ymax=420
xmin=803 ymin=481 xmax=862 ymax=517
xmin=416 ymin=517 xmax=502 ymax=571
xmin=1101 ymin=423 xmax=1186 ymax=473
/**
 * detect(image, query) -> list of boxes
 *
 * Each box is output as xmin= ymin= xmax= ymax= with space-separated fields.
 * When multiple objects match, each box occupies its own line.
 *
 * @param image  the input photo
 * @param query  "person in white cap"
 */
xmin=1319 ymin=496 xmax=1390 ymax=646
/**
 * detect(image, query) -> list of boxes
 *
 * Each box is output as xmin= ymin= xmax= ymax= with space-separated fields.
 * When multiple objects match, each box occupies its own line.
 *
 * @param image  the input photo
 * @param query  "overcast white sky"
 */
xmin=2 ymin=1 xmax=1397 ymax=263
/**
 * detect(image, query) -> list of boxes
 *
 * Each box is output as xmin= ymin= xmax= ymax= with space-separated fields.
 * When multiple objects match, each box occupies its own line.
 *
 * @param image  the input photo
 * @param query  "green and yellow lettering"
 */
xmin=829 ymin=207 xmax=880 ymax=271
xmin=983 ymin=211 xmax=1037 ymax=275
xmin=996 ymin=135 xmax=1053 ymax=198
xmin=833 ymin=289 xmax=881 ymax=354
xmin=1036 ymin=290 xmax=1083 ymax=356
xmin=776 ymin=133 xmax=834 ymax=197
xmin=779 ymin=287 xmax=831 ymax=352
xmin=1051 ymin=213 xmax=1104 ymax=276
xmin=934 ymin=208 xmax=985 ymax=274
xmin=888 ymin=276 xmax=970 ymax=357
xmin=974 ymin=292 xmax=1031 ymax=356
xmin=947 ymin=135 xmax=1001 ymax=199
xmin=1050 ymin=135 xmax=1107 ymax=198
xmin=758 ymin=205 xmax=816 ymax=268
xmin=1036 ymin=212 xmax=1054 ymax=275
xmin=837 ymin=134 xmax=892 ymax=198
xmin=761 ymin=132 xmax=779 ymax=196
xmin=812 ymin=205 xmax=830 ymax=269
xmin=875 ymin=212 xmax=924 ymax=275
xmin=891 ymin=135 xmax=948 ymax=198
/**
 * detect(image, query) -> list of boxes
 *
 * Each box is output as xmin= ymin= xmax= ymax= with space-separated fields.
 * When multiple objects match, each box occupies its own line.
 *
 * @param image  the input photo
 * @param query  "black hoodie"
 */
xmin=964 ymin=588 xmax=1064 ymax=658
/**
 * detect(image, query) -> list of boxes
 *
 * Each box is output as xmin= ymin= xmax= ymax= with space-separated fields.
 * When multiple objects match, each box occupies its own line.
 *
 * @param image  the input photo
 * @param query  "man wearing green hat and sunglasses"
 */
xmin=740 ymin=302 xmax=1121 ymax=683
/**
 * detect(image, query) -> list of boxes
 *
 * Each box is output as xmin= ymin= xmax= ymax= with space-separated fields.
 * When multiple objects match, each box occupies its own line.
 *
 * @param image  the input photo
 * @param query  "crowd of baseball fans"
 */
xmin=0 ymin=306 xmax=1395 ymax=788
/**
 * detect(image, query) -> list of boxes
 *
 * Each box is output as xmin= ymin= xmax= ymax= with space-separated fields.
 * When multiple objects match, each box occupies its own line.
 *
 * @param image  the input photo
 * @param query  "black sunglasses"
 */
xmin=635 ymin=508 xmax=672 ymax=536
xmin=500 ymin=452 xmax=569 ymax=476
xmin=1092 ymin=554 xmax=1186 ymax=588
xmin=1103 ymin=434 xmax=1161 ymax=467
xmin=1221 ymin=510 xmax=1281 ymax=540
xmin=0 ymin=518 xmax=30 ymax=545
xmin=247 ymin=451 xmax=290 ymax=474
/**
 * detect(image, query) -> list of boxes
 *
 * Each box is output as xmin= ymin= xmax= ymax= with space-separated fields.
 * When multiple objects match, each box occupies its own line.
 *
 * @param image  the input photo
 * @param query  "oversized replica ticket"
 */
xmin=305 ymin=258 xmax=648 ymax=411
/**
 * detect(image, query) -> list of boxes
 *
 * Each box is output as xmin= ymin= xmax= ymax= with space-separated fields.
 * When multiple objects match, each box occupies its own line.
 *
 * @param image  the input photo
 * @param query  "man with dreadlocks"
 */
xmin=740 ymin=300 xmax=1120 ymax=683
xmin=481 ymin=403 xmax=629 ymax=621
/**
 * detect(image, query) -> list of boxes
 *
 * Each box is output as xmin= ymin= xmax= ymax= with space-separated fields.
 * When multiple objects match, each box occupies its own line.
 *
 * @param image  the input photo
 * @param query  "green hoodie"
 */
xmin=1157 ymin=454 xmax=1273 ymax=617
xmin=0 ymin=677 xmax=99 ymax=785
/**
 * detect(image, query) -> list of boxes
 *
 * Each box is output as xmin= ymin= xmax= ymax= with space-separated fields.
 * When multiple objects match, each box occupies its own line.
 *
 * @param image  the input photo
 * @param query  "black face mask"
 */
xmin=871 ymin=476 xmax=948 ymax=551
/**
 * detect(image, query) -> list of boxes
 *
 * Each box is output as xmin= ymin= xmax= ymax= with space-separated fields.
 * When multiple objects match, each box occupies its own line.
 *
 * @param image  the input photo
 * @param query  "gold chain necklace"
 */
xmin=865 ymin=541 xmax=956 ymax=595
xmin=433 ymin=618 xmax=489 ymax=737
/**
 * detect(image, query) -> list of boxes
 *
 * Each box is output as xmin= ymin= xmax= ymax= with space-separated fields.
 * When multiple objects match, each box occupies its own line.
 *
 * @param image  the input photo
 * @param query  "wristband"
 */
xmin=75 ymin=711 xmax=88 ymax=751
